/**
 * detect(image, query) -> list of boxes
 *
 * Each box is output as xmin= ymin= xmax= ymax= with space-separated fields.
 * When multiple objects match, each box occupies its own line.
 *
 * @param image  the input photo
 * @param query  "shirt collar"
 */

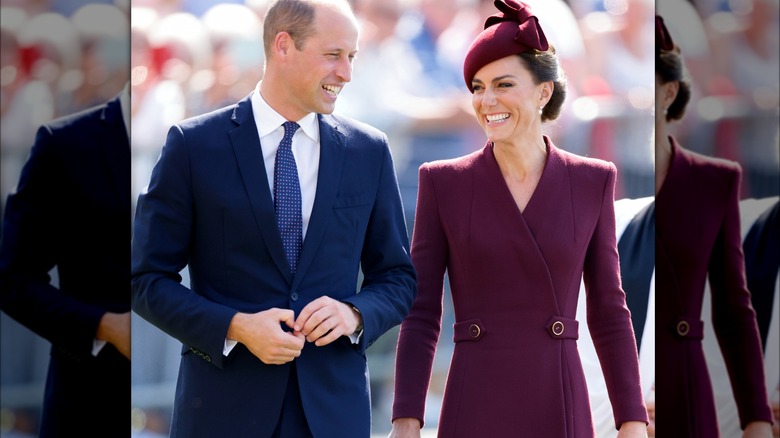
xmin=251 ymin=82 xmax=319 ymax=142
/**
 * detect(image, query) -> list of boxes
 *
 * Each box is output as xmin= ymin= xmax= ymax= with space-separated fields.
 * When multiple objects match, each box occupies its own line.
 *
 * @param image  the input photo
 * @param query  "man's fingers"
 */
xmin=294 ymin=296 xmax=330 ymax=331
xmin=305 ymin=315 xmax=336 ymax=342
xmin=314 ymin=327 xmax=342 ymax=347
xmin=275 ymin=308 xmax=297 ymax=328
xmin=257 ymin=334 xmax=305 ymax=365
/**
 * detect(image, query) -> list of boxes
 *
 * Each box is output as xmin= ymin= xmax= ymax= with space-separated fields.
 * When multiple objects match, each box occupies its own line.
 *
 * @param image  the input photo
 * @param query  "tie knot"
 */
xmin=282 ymin=121 xmax=300 ymax=140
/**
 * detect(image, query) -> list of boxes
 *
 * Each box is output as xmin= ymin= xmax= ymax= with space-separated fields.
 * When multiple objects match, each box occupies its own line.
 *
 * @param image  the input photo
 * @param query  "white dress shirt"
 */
xmin=252 ymin=84 xmax=320 ymax=239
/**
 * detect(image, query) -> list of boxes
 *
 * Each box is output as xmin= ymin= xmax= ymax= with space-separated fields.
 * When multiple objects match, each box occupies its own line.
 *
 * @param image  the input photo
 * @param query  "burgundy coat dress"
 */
xmin=393 ymin=138 xmax=648 ymax=437
xmin=655 ymin=137 xmax=773 ymax=437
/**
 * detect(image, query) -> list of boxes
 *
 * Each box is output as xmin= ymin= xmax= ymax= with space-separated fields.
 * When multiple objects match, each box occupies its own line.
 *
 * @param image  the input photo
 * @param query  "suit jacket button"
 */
xmin=291 ymin=291 xmax=299 ymax=301
xmin=469 ymin=324 xmax=481 ymax=339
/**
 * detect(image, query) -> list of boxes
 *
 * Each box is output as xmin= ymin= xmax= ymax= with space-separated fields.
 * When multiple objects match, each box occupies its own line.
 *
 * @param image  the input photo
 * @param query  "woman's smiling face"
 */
xmin=470 ymin=55 xmax=550 ymax=144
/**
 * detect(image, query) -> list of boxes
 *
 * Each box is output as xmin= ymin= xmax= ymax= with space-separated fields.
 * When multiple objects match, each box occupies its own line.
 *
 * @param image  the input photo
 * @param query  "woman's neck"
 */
xmin=493 ymin=135 xmax=548 ymax=182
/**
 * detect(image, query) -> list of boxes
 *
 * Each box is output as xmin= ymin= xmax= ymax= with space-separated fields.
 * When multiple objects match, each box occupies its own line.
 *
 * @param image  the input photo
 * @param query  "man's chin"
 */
xmin=318 ymin=107 xmax=336 ymax=115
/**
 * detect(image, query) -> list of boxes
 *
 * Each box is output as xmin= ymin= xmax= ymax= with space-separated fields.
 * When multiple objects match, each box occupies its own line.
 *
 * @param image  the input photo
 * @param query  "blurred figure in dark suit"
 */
xmin=0 ymin=82 xmax=131 ymax=437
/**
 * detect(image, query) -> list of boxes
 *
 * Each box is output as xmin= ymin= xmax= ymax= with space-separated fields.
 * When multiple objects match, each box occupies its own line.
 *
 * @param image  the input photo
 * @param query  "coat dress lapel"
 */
xmin=655 ymin=138 xmax=691 ymax=313
xmin=472 ymin=141 xmax=561 ymax=314
xmin=519 ymin=141 xmax=578 ymax=314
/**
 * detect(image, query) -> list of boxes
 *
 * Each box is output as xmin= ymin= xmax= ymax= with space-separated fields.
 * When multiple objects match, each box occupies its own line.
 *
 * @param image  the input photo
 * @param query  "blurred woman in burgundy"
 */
xmin=654 ymin=14 xmax=773 ymax=438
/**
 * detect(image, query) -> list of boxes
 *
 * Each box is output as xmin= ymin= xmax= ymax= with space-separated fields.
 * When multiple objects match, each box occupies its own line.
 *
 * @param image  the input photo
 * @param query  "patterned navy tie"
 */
xmin=274 ymin=121 xmax=302 ymax=274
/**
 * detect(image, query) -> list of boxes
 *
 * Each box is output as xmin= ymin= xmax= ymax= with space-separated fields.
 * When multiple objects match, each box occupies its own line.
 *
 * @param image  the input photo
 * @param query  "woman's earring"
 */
xmin=538 ymin=106 xmax=544 ymax=115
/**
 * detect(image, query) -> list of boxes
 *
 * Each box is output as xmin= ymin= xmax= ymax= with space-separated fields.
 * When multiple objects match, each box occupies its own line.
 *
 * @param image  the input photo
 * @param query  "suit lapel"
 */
xmin=98 ymin=96 xmax=131 ymax=214
xmin=229 ymin=96 xmax=291 ymax=282
xmin=292 ymin=115 xmax=346 ymax=290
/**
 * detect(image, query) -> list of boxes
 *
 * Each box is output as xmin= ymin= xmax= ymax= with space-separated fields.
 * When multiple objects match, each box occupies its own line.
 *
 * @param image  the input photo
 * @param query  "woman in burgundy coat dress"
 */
xmin=654 ymin=15 xmax=773 ymax=438
xmin=389 ymin=1 xmax=649 ymax=437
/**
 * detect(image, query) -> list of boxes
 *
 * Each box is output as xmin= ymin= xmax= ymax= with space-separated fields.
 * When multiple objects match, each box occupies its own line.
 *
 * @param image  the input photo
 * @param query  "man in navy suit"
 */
xmin=130 ymin=1 xmax=416 ymax=436
xmin=0 ymin=84 xmax=131 ymax=436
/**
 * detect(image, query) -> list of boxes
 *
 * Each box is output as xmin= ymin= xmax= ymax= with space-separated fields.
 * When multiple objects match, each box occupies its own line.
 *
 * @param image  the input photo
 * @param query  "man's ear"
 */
xmin=273 ymin=31 xmax=293 ymax=58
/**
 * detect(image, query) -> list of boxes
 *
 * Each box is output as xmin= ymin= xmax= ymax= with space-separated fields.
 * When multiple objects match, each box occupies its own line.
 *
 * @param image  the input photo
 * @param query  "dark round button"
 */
xmin=468 ymin=324 xmax=481 ymax=338
xmin=676 ymin=320 xmax=689 ymax=336
xmin=291 ymin=291 xmax=299 ymax=301
xmin=552 ymin=321 xmax=565 ymax=336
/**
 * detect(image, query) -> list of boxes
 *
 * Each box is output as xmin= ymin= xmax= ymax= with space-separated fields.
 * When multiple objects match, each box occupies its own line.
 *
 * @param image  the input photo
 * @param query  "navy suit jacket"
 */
xmin=0 ymin=95 xmax=130 ymax=436
xmin=131 ymin=94 xmax=416 ymax=437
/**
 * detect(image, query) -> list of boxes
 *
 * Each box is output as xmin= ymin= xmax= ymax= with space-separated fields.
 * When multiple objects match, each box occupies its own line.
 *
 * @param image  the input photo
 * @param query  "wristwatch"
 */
xmin=351 ymin=306 xmax=363 ymax=334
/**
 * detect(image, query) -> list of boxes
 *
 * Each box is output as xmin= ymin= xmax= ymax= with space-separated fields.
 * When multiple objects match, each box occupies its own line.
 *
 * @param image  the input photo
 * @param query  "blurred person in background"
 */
xmin=576 ymin=0 xmax=655 ymax=199
xmin=0 ymin=77 xmax=131 ymax=436
xmin=142 ymin=10 xmax=210 ymax=120
xmin=190 ymin=3 xmax=266 ymax=115
xmin=522 ymin=0 xmax=588 ymax=155
xmin=129 ymin=6 xmax=186 ymax=212
xmin=390 ymin=1 xmax=648 ymax=436
xmin=390 ymin=0 xmax=481 ymax=232
xmin=1 ymin=8 xmax=68 ymax=217
xmin=61 ymin=3 xmax=130 ymax=114
xmin=710 ymin=0 xmax=779 ymax=199
xmin=654 ymin=13 xmax=773 ymax=437
xmin=130 ymin=0 xmax=416 ymax=437
xmin=0 ymin=3 xmax=131 ymax=437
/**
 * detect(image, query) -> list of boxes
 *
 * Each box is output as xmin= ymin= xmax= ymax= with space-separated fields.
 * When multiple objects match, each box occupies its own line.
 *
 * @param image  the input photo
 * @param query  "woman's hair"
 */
xmin=656 ymin=45 xmax=692 ymax=122
xmin=518 ymin=45 xmax=567 ymax=122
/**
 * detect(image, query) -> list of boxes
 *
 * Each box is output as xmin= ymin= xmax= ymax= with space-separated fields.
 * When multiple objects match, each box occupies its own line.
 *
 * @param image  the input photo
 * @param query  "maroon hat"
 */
xmin=463 ymin=0 xmax=549 ymax=92
xmin=655 ymin=15 xmax=675 ymax=52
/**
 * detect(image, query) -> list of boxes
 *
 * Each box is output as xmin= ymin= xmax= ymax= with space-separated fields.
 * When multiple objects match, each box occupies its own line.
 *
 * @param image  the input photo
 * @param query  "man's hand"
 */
xmin=294 ymin=296 xmax=362 ymax=347
xmin=227 ymin=309 xmax=305 ymax=364
xmin=96 ymin=311 xmax=131 ymax=359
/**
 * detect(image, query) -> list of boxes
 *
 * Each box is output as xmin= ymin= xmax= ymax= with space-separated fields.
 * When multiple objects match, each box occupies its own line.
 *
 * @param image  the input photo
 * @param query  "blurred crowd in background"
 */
xmin=0 ymin=0 xmax=777 ymax=436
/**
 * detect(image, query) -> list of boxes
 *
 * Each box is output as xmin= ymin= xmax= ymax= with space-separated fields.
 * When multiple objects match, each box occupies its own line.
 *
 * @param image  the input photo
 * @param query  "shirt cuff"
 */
xmin=348 ymin=330 xmax=362 ymax=344
xmin=92 ymin=339 xmax=107 ymax=357
xmin=224 ymin=339 xmax=238 ymax=356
